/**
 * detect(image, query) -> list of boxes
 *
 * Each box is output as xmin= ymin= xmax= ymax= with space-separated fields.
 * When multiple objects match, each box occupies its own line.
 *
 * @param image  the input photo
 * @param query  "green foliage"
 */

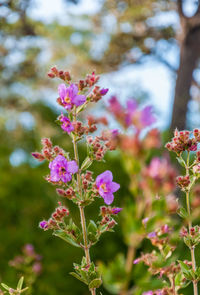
xmin=70 ymin=257 xmax=102 ymax=288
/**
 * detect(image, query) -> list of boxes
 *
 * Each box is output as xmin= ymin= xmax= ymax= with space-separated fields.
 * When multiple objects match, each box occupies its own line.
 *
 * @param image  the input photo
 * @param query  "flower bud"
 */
xmin=32 ymin=152 xmax=45 ymax=162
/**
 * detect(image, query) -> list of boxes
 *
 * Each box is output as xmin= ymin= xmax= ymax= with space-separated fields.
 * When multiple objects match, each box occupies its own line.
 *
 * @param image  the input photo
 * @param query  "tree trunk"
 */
xmin=170 ymin=31 xmax=200 ymax=131
xmin=170 ymin=1 xmax=200 ymax=131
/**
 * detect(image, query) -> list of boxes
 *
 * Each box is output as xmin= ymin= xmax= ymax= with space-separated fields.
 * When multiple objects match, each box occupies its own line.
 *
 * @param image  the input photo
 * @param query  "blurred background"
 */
xmin=1 ymin=0 xmax=200 ymax=294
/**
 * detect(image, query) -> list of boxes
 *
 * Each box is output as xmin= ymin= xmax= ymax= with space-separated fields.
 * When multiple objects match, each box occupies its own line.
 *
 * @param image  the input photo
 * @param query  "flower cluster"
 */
xmin=9 ymin=244 xmax=42 ymax=293
xmin=39 ymin=204 xmax=69 ymax=231
xmin=32 ymin=137 xmax=64 ymax=162
xmin=165 ymin=129 xmax=200 ymax=155
xmin=176 ymin=175 xmax=190 ymax=190
xmin=180 ymin=225 xmax=200 ymax=248
xmin=86 ymin=130 xmax=119 ymax=161
xmin=9 ymin=244 xmax=42 ymax=276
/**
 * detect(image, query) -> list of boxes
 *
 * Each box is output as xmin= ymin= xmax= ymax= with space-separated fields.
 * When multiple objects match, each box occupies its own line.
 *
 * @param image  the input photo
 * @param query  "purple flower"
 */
xmin=96 ymin=170 xmax=120 ymax=205
xmin=125 ymin=100 xmax=156 ymax=130
xmin=141 ymin=106 xmax=156 ymax=127
xmin=142 ymin=217 xmax=149 ymax=226
xmin=33 ymin=262 xmax=42 ymax=274
xmin=49 ymin=155 xmax=78 ymax=183
xmin=125 ymin=99 xmax=138 ymax=126
xmin=133 ymin=258 xmax=140 ymax=264
xmin=142 ymin=292 xmax=153 ymax=295
xmin=148 ymin=231 xmax=157 ymax=238
xmin=111 ymin=129 xmax=119 ymax=136
xmin=59 ymin=113 xmax=74 ymax=133
xmin=100 ymin=88 xmax=109 ymax=95
xmin=111 ymin=207 xmax=122 ymax=214
xmin=58 ymin=83 xmax=86 ymax=109
xmin=161 ymin=224 xmax=170 ymax=234
xmin=39 ymin=220 xmax=48 ymax=230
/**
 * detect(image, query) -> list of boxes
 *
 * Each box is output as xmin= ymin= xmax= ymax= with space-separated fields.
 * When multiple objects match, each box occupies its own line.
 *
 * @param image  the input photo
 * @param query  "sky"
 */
xmin=28 ymin=0 xmax=198 ymax=130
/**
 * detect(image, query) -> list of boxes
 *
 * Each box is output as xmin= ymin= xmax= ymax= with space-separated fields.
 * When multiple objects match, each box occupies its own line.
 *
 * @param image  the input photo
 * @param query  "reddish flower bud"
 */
xmin=51 ymin=66 xmax=59 ymax=75
xmin=32 ymin=152 xmax=45 ymax=162
xmin=47 ymin=72 xmax=55 ymax=78
xmin=41 ymin=138 xmax=52 ymax=148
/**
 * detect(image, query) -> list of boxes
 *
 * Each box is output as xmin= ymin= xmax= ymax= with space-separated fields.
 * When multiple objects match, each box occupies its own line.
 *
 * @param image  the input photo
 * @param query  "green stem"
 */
xmin=120 ymin=245 xmax=135 ymax=295
xmin=185 ymin=152 xmax=198 ymax=295
xmin=72 ymin=112 xmax=96 ymax=295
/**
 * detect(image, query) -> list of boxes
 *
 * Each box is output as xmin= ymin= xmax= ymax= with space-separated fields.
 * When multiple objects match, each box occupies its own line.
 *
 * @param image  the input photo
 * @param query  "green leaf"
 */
xmin=70 ymin=272 xmax=87 ymax=285
xmin=53 ymin=230 xmax=81 ymax=248
xmin=163 ymin=244 xmax=172 ymax=259
xmin=55 ymin=119 xmax=62 ymax=125
xmin=175 ymin=272 xmax=182 ymax=286
xmin=89 ymin=278 xmax=102 ymax=289
xmin=177 ymin=207 xmax=189 ymax=219
xmin=176 ymin=156 xmax=186 ymax=167
xmin=17 ymin=277 xmax=24 ymax=290
xmin=1 ymin=283 xmax=10 ymax=290
xmin=81 ymin=157 xmax=93 ymax=171
xmin=178 ymin=260 xmax=190 ymax=273
xmin=77 ymin=102 xmax=87 ymax=114
xmin=21 ymin=287 xmax=29 ymax=293
xmin=88 ymin=220 xmax=97 ymax=234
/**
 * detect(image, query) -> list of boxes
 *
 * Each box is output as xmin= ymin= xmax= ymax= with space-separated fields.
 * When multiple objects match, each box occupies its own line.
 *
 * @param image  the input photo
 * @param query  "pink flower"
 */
xmin=58 ymin=83 xmax=86 ymax=109
xmin=133 ymin=258 xmax=140 ymax=264
xmin=148 ymin=232 xmax=157 ymax=238
xmin=96 ymin=170 xmax=120 ymax=205
xmin=108 ymin=96 xmax=122 ymax=116
xmin=49 ymin=155 xmax=78 ymax=183
xmin=125 ymin=99 xmax=138 ymax=126
xmin=39 ymin=220 xmax=48 ymax=230
xmin=140 ymin=106 xmax=156 ymax=127
xmin=125 ymin=100 xmax=156 ymax=129
xmin=59 ymin=113 xmax=74 ymax=133
xmin=111 ymin=207 xmax=122 ymax=214
xmin=100 ymin=88 xmax=109 ymax=95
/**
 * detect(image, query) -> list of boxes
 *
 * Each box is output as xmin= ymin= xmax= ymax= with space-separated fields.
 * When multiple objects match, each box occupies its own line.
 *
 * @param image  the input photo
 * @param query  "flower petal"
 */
xmin=70 ymin=84 xmax=79 ymax=97
xmin=141 ymin=106 xmax=156 ymax=127
xmin=67 ymin=160 xmax=78 ymax=174
xmin=50 ymin=171 xmax=60 ymax=182
xmin=96 ymin=170 xmax=113 ymax=187
xmin=111 ymin=181 xmax=120 ymax=193
xmin=72 ymin=94 xmax=86 ymax=107
xmin=58 ymin=84 xmax=67 ymax=99
xmin=126 ymin=99 xmax=138 ymax=112
xmin=103 ymin=193 xmax=114 ymax=205
xmin=61 ymin=173 xmax=72 ymax=183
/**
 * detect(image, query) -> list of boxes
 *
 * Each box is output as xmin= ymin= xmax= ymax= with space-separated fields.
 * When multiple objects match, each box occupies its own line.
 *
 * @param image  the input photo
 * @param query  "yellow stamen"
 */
xmin=100 ymin=183 xmax=108 ymax=192
xmin=64 ymin=96 xmax=71 ymax=103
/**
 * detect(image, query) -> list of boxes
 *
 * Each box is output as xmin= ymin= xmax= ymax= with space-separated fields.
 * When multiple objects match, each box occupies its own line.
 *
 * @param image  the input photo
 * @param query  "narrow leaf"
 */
xmin=17 ymin=277 xmax=24 ymax=290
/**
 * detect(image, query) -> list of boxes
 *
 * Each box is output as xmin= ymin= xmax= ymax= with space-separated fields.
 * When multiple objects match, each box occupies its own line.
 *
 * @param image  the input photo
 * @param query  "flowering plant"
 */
xmin=134 ymin=129 xmax=200 ymax=295
xmin=32 ymin=68 xmax=121 ymax=294
xmin=9 ymin=244 xmax=42 ymax=294
xmin=165 ymin=129 xmax=200 ymax=295
xmin=99 ymin=96 xmax=178 ymax=294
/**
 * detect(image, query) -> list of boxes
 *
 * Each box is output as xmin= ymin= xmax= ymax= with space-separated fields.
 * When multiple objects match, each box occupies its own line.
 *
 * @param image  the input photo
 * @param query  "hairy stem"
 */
xmin=72 ymin=112 xmax=96 ymax=295
xmin=185 ymin=152 xmax=198 ymax=295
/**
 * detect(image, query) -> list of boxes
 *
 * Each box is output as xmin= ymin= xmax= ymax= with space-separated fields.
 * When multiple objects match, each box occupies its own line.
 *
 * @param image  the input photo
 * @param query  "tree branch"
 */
xmin=177 ymin=0 xmax=185 ymax=18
